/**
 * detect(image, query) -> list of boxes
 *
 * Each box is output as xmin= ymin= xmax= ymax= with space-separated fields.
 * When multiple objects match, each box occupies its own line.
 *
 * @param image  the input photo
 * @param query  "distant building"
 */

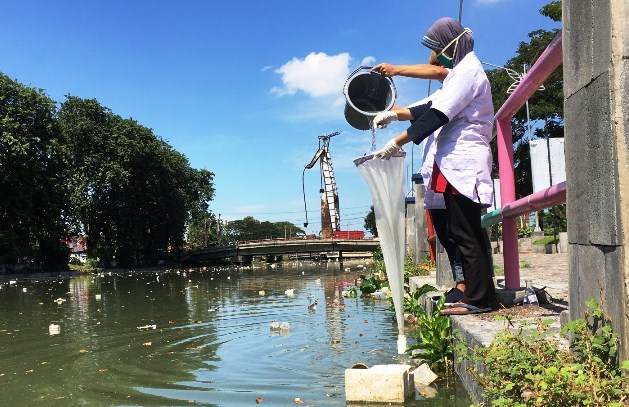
xmin=64 ymin=236 xmax=87 ymax=264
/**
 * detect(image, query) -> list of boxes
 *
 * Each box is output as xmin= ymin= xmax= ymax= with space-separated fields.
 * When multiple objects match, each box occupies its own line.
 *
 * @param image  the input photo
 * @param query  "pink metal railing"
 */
xmin=494 ymin=31 xmax=564 ymax=290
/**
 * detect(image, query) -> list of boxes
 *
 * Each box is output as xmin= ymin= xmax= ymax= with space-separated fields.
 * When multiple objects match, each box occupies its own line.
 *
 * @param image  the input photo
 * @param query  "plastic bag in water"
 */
xmin=354 ymin=151 xmax=406 ymax=353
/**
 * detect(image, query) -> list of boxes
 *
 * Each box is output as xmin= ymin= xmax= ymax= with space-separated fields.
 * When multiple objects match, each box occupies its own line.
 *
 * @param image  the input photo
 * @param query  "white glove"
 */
xmin=375 ymin=139 xmax=401 ymax=160
xmin=372 ymin=110 xmax=398 ymax=129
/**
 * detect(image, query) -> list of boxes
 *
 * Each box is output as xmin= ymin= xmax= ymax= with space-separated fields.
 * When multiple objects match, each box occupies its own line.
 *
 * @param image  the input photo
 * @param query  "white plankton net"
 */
xmin=354 ymin=151 xmax=406 ymax=354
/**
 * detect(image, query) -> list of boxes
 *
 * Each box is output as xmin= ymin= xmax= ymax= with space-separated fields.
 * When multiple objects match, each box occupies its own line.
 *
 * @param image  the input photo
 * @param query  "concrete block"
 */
xmin=566 ymin=74 xmax=621 ymax=246
xmin=562 ymin=1 xmax=593 ymax=97
xmin=585 ymin=74 xmax=621 ymax=246
xmin=569 ymin=243 xmax=629 ymax=360
xmin=408 ymin=275 xmax=437 ymax=294
xmin=560 ymin=309 xmax=571 ymax=330
xmin=413 ymin=363 xmax=438 ymax=386
xmin=622 ymin=58 xmax=629 ymax=152
xmin=435 ymin=241 xmax=455 ymax=288
xmin=345 ymin=364 xmax=415 ymax=403
xmin=592 ymin=0 xmax=612 ymax=80
xmin=569 ymin=244 xmax=618 ymax=317
xmin=569 ymin=244 xmax=605 ymax=317
xmin=558 ymin=232 xmax=568 ymax=254
xmin=406 ymin=202 xmax=416 ymax=262
xmin=531 ymin=244 xmax=548 ymax=254
xmin=564 ymin=87 xmax=589 ymax=245
xmin=518 ymin=237 xmax=532 ymax=253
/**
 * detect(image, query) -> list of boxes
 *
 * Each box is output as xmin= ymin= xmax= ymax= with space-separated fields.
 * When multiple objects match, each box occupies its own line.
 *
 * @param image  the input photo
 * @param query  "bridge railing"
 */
xmin=486 ymin=30 xmax=564 ymax=290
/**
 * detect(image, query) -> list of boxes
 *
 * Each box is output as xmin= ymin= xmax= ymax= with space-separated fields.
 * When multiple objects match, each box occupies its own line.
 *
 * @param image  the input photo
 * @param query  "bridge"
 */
xmin=181 ymin=238 xmax=380 ymax=265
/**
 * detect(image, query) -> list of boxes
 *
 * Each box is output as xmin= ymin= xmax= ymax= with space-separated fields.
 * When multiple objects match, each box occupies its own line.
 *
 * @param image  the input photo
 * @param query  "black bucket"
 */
xmin=343 ymin=66 xmax=397 ymax=131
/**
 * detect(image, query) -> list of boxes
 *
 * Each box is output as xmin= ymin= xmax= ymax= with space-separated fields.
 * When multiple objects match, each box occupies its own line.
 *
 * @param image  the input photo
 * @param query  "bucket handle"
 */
xmin=343 ymin=66 xmax=396 ymax=96
xmin=348 ymin=65 xmax=374 ymax=77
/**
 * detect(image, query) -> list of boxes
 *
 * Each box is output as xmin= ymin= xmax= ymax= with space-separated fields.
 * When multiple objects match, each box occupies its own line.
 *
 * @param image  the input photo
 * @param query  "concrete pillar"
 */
xmin=563 ymin=1 xmax=629 ymax=360
xmin=435 ymin=238 xmax=455 ymax=288
xmin=405 ymin=197 xmax=416 ymax=265
xmin=412 ymin=174 xmax=429 ymax=264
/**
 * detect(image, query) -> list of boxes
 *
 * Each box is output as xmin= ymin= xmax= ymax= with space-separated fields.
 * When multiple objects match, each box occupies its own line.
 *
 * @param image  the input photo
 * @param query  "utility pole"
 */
xmin=217 ymin=214 xmax=221 ymax=245
xmin=204 ymin=214 xmax=208 ymax=246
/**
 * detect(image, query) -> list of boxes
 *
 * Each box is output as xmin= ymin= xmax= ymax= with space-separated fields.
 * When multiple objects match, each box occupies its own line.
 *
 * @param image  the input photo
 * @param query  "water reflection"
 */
xmin=0 ymin=262 xmax=470 ymax=406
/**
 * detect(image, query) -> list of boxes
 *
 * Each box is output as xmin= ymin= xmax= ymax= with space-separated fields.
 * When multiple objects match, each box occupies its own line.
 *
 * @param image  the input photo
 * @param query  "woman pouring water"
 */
xmin=370 ymin=59 xmax=468 ymax=304
xmin=372 ymin=17 xmax=497 ymax=315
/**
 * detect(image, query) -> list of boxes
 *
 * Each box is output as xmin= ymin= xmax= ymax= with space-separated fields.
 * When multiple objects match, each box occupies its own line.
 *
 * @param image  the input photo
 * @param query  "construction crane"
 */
xmin=302 ymin=132 xmax=340 ymax=239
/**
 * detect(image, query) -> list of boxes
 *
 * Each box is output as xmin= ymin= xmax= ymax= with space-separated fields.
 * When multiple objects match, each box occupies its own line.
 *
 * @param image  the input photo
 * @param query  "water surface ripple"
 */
xmin=0 ymin=262 xmax=469 ymax=406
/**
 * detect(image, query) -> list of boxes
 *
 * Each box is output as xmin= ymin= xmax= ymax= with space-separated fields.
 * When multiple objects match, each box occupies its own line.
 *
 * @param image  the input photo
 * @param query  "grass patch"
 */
xmin=533 ymin=236 xmax=558 ymax=246
xmin=68 ymin=263 xmax=96 ymax=273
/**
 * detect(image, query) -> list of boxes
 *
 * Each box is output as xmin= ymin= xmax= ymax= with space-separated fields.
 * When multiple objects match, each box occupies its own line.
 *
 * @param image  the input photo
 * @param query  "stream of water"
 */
xmin=0 ymin=262 xmax=470 ymax=406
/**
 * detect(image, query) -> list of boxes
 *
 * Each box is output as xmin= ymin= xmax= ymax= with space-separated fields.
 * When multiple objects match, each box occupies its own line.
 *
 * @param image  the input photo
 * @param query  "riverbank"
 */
xmin=409 ymin=250 xmax=570 ymax=405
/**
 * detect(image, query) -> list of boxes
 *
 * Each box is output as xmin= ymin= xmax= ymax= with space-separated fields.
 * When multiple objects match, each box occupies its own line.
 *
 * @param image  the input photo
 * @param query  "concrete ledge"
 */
xmin=408 ymin=275 xmax=440 ymax=293
xmin=450 ymin=312 xmax=569 ymax=405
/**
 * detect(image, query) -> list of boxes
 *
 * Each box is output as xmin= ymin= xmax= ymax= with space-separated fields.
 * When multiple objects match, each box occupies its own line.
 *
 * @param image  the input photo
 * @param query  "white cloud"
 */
xmin=272 ymin=52 xmax=351 ymax=97
xmin=360 ymin=56 xmax=376 ymax=67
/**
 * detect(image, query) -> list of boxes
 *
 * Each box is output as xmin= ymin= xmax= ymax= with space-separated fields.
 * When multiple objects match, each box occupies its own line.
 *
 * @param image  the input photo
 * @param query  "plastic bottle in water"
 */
xmin=524 ymin=279 xmax=538 ymax=306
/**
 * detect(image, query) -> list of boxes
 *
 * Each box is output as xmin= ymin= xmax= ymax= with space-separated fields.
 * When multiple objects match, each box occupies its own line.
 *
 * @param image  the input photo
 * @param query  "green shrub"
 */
xmin=359 ymin=274 xmax=385 ymax=295
xmin=464 ymin=300 xmax=629 ymax=406
xmin=407 ymin=285 xmax=453 ymax=374
xmin=532 ymin=236 xmax=558 ymax=246
xmin=518 ymin=226 xmax=532 ymax=238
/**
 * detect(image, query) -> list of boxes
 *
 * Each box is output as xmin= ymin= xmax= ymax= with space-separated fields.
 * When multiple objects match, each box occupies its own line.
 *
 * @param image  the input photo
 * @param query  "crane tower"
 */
xmin=303 ymin=132 xmax=340 ymax=238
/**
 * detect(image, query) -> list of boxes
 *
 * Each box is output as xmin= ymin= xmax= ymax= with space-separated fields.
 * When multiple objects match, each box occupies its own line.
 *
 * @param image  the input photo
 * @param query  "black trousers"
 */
xmin=444 ymin=191 xmax=496 ymax=307
xmin=429 ymin=208 xmax=463 ymax=282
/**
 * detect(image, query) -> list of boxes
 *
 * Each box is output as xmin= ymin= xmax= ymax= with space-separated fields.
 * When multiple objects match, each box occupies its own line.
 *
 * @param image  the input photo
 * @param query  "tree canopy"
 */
xmin=486 ymin=1 xmax=563 ymax=198
xmin=364 ymin=206 xmax=378 ymax=237
xmin=1 ymin=73 xmax=215 ymax=269
xmin=224 ymin=216 xmax=305 ymax=243
xmin=0 ymin=73 xmax=69 ymax=269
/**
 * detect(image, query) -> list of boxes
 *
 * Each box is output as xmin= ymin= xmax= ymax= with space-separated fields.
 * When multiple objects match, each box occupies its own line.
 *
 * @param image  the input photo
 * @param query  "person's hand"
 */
xmin=372 ymin=111 xmax=398 ymax=129
xmin=372 ymin=63 xmax=396 ymax=77
xmin=375 ymin=139 xmax=401 ymax=160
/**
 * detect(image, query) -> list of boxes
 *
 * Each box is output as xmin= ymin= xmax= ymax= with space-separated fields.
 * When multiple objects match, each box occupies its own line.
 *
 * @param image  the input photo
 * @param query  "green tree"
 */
xmin=486 ymin=1 xmax=563 ymax=198
xmin=59 ymin=96 xmax=215 ymax=266
xmin=224 ymin=217 xmax=304 ymax=242
xmin=364 ymin=206 xmax=378 ymax=237
xmin=0 ymin=73 xmax=69 ymax=269
xmin=187 ymin=210 xmax=220 ymax=248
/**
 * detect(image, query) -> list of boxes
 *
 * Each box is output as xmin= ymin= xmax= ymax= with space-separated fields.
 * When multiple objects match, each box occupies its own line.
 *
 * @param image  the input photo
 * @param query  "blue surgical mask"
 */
xmin=436 ymin=28 xmax=472 ymax=69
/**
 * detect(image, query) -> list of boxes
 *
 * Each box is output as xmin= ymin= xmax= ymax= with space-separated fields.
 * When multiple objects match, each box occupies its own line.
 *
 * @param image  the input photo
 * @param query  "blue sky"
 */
xmin=1 ymin=0 xmax=560 ymax=235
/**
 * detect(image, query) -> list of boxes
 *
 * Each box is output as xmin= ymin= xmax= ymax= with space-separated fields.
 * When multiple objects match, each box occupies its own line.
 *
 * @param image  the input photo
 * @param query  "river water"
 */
xmin=0 ymin=262 xmax=470 ymax=406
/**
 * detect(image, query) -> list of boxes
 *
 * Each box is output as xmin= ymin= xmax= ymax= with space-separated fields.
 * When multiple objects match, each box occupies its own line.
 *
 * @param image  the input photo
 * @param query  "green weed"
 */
xmin=465 ymin=300 xmax=628 ymax=406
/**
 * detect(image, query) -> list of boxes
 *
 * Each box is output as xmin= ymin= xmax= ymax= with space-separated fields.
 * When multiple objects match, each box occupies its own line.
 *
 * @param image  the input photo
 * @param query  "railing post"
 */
xmin=496 ymin=118 xmax=520 ymax=289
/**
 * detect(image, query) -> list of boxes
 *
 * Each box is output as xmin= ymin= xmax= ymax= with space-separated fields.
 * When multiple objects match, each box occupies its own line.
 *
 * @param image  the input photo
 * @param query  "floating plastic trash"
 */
xmin=49 ymin=324 xmax=61 ymax=335
xmin=354 ymin=152 xmax=407 ymax=354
